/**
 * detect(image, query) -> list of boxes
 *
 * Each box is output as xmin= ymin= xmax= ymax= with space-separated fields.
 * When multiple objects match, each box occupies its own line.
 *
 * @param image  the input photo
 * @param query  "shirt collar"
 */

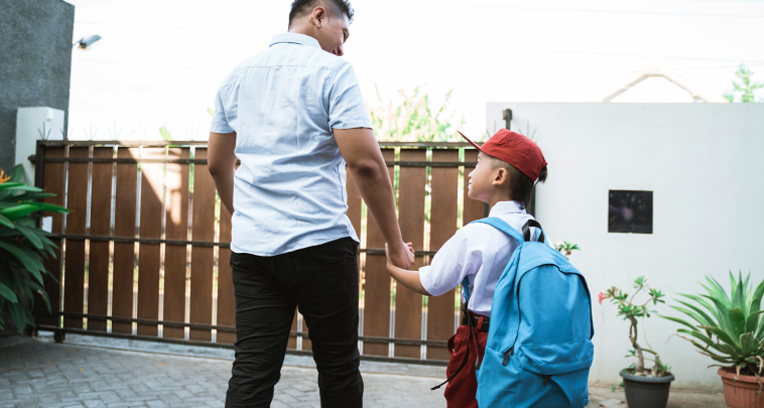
xmin=270 ymin=33 xmax=321 ymax=49
xmin=488 ymin=200 xmax=526 ymax=217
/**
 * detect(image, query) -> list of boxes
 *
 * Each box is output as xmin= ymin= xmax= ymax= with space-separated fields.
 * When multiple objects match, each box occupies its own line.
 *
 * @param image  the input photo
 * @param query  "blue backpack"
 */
xmin=473 ymin=217 xmax=594 ymax=408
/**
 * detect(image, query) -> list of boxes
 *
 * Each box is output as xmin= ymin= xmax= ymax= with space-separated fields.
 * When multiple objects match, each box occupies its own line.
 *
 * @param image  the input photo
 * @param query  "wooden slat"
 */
xmin=40 ymin=146 xmax=66 ymax=327
xmin=463 ymin=149 xmax=485 ymax=223
xmin=426 ymin=150 xmax=459 ymax=360
xmin=394 ymin=149 xmax=426 ymax=358
xmin=162 ymin=148 xmax=189 ymax=339
xmin=137 ymin=148 xmax=164 ymax=336
xmin=189 ymin=148 xmax=215 ymax=341
xmin=460 ymin=149 xmax=484 ymax=326
xmin=361 ymin=149 xmax=396 ymax=356
xmin=216 ymin=201 xmax=236 ymax=344
xmin=87 ymin=147 xmax=113 ymax=332
xmin=112 ymin=148 xmax=138 ymax=334
xmin=288 ymin=311 xmax=298 ymax=350
xmin=63 ymin=147 xmax=89 ymax=329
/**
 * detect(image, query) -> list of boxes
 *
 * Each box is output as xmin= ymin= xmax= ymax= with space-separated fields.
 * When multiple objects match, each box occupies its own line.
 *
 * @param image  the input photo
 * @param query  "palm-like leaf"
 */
xmin=662 ymin=272 xmax=764 ymax=376
xmin=0 ymin=165 xmax=67 ymax=333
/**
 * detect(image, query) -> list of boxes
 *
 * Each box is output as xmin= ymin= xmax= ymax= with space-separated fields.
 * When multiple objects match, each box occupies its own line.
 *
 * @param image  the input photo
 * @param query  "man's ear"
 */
xmin=311 ymin=6 xmax=326 ymax=28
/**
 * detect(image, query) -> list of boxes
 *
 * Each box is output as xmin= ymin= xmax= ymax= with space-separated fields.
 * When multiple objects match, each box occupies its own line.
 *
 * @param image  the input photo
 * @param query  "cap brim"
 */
xmin=457 ymin=130 xmax=483 ymax=151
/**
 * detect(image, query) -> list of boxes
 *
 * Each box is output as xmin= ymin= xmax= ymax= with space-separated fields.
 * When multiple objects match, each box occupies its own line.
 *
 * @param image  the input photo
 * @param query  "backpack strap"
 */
xmin=470 ymin=217 xmax=525 ymax=245
xmin=521 ymin=219 xmax=546 ymax=243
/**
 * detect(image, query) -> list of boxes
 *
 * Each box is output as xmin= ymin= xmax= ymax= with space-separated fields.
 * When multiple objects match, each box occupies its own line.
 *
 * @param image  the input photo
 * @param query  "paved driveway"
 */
xmin=1 ymin=335 xmax=724 ymax=408
xmin=0 ymin=336 xmax=447 ymax=408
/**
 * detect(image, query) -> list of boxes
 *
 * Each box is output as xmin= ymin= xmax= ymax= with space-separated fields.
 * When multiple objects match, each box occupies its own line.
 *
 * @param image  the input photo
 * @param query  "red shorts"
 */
xmin=444 ymin=319 xmax=488 ymax=408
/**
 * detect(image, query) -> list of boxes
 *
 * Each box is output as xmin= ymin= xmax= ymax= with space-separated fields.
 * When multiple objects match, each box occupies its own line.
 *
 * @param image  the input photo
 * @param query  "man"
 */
xmin=207 ymin=1 xmax=415 ymax=407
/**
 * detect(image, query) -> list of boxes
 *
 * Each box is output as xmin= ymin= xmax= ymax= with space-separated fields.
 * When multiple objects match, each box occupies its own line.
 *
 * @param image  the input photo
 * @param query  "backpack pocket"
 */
xmin=516 ymin=339 xmax=594 ymax=408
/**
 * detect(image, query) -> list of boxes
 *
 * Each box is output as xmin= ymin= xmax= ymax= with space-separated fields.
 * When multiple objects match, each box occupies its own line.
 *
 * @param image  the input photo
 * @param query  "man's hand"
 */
xmin=385 ymin=243 xmax=430 ymax=296
xmin=386 ymin=241 xmax=415 ymax=269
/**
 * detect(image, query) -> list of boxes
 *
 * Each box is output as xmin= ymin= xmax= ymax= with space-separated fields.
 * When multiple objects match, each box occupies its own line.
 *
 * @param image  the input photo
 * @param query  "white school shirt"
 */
xmin=418 ymin=200 xmax=548 ymax=317
xmin=210 ymin=33 xmax=372 ymax=256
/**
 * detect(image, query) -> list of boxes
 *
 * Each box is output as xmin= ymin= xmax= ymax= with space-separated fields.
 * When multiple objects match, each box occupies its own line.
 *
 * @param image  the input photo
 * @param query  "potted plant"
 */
xmin=600 ymin=277 xmax=674 ymax=408
xmin=662 ymin=272 xmax=763 ymax=408
xmin=0 ymin=165 xmax=68 ymax=334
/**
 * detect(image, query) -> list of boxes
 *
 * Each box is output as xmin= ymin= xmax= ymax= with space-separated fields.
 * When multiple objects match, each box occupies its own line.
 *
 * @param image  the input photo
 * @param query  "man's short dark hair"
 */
xmin=289 ymin=0 xmax=354 ymax=25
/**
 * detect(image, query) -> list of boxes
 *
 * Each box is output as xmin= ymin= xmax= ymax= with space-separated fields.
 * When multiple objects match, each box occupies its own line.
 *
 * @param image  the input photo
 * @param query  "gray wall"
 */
xmin=0 ymin=0 xmax=74 ymax=171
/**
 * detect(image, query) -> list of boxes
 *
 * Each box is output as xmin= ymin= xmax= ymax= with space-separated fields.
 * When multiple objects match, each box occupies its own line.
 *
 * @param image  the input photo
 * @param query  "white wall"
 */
xmin=486 ymin=102 xmax=764 ymax=390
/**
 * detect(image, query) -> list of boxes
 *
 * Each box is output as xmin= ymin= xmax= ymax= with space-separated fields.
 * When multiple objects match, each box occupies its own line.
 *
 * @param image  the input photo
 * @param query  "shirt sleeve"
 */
xmin=418 ymin=228 xmax=483 ymax=297
xmin=327 ymin=62 xmax=372 ymax=130
xmin=210 ymin=87 xmax=235 ymax=134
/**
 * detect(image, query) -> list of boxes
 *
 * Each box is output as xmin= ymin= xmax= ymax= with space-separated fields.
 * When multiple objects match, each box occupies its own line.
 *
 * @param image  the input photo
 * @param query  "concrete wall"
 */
xmin=0 ymin=0 xmax=74 ymax=171
xmin=487 ymin=102 xmax=764 ymax=390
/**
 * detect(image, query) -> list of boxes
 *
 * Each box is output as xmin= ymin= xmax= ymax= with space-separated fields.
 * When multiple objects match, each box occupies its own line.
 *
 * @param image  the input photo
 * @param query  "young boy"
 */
xmin=385 ymin=129 xmax=548 ymax=408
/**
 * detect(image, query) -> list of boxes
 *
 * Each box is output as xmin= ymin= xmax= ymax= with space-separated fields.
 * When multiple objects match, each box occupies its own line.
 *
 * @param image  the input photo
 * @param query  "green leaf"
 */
xmin=662 ymin=314 xmax=698 ymax=330
xmin=0 ymin=281 xmax=17 ymax=303
xmin=0 ymin=202 xmax=68 ymax=221
xmin=671 ymin=304 xmax=710 ymax=327
xmin=679 ymin=294 xmax=719 ymax=321
xmin=23 ymin=306 xmax=35 ymax=328
xmin=15 ymin=224 xmax=44 ymax=249
xmin=1 ymin=185 xmax=43 ymax=193
xmin=8 ymin=301 xmax=27 ymax=333
xmin=727 ymin=308 xmax=747 ymax=337
xmin=0 ymin=182 xmax=25 ymax=190
xmin=0 ymin=240 xmax=44 ymax=284
xmin=8 ymin=165 xmax=25 ymax=182
xmin=0 ymin=214 xmax=14 ymax=229
xmin=0 ymin=203 xmax=42 ymax=221
xmin=28 ymin=280 xmax=50 ymax=313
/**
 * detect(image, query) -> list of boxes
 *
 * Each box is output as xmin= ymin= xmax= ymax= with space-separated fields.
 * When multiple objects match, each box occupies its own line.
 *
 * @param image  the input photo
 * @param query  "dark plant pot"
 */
xmin=620 ymin=369 xmax=675 ymax=408
xmin=718 ymin=367 xmax=764 ymax=408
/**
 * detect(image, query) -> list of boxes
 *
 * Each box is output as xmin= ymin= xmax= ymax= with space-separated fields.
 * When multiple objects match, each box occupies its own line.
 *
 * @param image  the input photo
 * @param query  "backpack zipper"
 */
xmin=502 ymin=346 xmax=514 ymax=366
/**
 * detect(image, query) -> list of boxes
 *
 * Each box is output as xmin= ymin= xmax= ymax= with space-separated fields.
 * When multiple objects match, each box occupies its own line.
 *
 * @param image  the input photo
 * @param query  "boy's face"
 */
xmin=468 ymin=152 xmax=496 ymax=202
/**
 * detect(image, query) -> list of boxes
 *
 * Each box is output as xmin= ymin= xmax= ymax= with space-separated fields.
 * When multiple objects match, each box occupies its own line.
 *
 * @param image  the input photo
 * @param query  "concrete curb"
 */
xmin=36 ymin=330 xmax=447 ymax=379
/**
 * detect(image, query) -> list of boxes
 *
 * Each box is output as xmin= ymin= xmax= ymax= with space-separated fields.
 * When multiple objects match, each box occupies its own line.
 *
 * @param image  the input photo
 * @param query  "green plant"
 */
xmin=723 ymin=64 xmax=763 ymax=103
xmin=367 ymin=84 xmax=465 ymax=142
xmin=0 ymin=165 xmax=69 ymax=333
xmin=554 ymin=241 xmax=580 ymax=260
xmin=662 ymin=272 xmax=763 ymax=383
xmin=600 ymin=276 xmax=670 ymax=377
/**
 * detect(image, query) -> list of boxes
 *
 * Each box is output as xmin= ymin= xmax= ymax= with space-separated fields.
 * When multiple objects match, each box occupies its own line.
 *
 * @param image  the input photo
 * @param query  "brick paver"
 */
xmin=2 ymin=337 xmax=724 ymax=408
xmin=0 ymin=338 xmax=446 ymax=407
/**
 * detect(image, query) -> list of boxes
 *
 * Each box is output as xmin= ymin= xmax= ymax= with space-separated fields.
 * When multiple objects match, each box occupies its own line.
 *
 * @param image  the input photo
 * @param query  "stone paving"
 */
xmin=0 ymin=335 xmax=726 ymax=408
xmin=0 ymin=336 xmax=446 ymax=408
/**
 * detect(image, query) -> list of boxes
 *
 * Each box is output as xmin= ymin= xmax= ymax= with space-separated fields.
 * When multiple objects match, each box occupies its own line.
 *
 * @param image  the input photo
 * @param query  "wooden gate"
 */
xmin=34 ymin=140 xmax=484 ymax=365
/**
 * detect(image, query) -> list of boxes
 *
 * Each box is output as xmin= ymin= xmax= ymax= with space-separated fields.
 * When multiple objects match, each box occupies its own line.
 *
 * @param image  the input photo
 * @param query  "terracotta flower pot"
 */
xmin=718 ymin=368 xmax=764 ymax=408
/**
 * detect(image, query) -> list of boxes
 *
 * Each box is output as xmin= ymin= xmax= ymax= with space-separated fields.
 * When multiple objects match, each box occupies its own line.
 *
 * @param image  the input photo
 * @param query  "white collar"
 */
xmin=488 ymin=201 xmax=526 ymax=217
xmin=270 ymin=33 xmax=321 ymax=49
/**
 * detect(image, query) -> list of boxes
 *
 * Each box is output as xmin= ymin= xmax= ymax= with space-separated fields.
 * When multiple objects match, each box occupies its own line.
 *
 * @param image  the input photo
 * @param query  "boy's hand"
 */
xmin=385 ymin=242 xmax=431 ymax=296
xmin=386 ymin=241 xmax=415 ymax=269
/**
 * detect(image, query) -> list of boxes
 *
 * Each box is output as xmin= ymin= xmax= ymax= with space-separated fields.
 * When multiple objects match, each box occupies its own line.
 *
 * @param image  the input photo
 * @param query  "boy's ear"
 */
xmin=493 ymin=167 xmax=509 ymax=186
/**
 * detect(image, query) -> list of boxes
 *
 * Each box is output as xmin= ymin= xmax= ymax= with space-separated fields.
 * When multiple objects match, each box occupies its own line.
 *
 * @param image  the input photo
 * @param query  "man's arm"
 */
xmin=334 ymin=127 xmax=415 ymax=269
xmin=208 ymin=132 xmax=237 ymax=214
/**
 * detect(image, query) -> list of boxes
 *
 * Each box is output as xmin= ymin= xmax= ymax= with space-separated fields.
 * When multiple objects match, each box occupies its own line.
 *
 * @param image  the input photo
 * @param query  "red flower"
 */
xmin=598 ymin=292 xmax=606 ymax=305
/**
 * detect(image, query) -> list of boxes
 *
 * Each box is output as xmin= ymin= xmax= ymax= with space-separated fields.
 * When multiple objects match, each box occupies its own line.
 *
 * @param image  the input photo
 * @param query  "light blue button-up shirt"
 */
xmin=210 ymin=33 xmax=372 ymax=256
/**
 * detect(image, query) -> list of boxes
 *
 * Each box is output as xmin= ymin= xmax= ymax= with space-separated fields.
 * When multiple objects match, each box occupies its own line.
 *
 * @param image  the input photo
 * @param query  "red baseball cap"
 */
xmin=458 ymin=129 xmax=548 ymax=183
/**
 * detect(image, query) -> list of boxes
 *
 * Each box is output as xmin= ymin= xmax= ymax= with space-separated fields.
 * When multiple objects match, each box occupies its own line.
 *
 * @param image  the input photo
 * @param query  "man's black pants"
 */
xmin=224 ymin=238 xmax=363 ymax=408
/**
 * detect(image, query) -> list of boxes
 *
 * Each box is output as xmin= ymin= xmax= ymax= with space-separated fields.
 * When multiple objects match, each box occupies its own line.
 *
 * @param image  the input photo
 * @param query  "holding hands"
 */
xmin=386 ymin=241 xmax=415 ymax=269
xmin=385 ymin=241 xmax=430 ymax=296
